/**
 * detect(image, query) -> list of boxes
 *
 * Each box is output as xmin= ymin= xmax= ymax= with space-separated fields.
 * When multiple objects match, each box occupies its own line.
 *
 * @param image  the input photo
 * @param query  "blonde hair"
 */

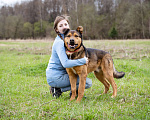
xmin=54 ymin=15 xmax=70 ymax=39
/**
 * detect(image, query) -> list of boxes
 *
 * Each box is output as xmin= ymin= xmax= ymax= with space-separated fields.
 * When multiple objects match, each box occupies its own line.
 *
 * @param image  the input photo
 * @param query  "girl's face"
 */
xmin=56 ymin=19 xmax=70 ymax=34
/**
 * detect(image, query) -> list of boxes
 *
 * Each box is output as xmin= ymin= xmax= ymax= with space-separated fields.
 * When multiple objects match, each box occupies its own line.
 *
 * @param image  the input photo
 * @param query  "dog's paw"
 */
xmin=111 ymin=95 xmax=116 ymax=98
xmin=76 ymin=97 xmax=82 ymax=103
xmin=70 ymin=96 xmax=75 ymax=101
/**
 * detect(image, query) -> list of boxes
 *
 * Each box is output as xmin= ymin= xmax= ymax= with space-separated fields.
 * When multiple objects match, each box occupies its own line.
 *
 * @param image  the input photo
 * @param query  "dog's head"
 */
xmin=64 ymin=26 xmax=83 ymax=52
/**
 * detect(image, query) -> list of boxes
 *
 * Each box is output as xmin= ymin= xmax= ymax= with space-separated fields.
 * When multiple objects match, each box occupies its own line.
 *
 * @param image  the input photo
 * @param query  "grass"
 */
xmin=0 ymin=39 xmax=150 ymax=119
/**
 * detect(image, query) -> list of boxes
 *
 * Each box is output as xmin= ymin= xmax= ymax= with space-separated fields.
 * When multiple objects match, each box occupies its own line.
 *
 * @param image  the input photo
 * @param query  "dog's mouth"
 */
xmin=67 ymin=42 xmax=78 ymax=49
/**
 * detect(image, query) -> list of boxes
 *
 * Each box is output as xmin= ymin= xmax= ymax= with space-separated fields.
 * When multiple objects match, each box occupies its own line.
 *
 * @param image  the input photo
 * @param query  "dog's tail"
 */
xmin=113 ymin=64 xmax=125 ymax=79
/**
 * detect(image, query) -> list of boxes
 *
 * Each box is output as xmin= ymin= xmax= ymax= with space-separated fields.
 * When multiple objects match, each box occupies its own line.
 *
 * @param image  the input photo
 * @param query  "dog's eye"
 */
xmin=67 ymin=35 xmax=70 ymax=37
xmin=75 ymin=35 xmax=78 ymax=37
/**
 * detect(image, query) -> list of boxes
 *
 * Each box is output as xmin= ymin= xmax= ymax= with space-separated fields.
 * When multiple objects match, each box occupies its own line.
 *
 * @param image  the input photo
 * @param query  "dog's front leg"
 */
xmin=66 ymin=68 xmax=77 ymax=101
xmin=70 ymin=76 xmax=77 ymax=101
xmin=76 ymin=66 xmax=87 ymax=102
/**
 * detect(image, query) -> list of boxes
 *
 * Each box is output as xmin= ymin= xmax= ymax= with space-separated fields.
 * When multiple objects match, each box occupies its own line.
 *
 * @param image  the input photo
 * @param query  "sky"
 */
xmin=0 ymin=0 xmax=24 ymax=6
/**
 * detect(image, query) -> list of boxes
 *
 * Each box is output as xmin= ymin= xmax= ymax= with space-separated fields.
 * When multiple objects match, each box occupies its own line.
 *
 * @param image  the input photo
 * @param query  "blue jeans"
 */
xmin=47 ymin=74 xmax=92 ymax=92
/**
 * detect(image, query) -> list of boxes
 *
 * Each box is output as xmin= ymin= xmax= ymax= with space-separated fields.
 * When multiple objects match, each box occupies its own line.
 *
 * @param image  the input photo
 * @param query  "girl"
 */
xmin=46 ymin=15 xmax=92 ymax=98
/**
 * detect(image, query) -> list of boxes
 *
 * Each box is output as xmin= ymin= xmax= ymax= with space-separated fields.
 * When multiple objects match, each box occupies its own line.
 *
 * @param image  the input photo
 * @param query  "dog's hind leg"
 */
xmin=101 ymin=55 xmax=117 ymax=98
xmin=103 ymin=67 xmax=117 ymax=98
xmin=94 ymin=70 xmax=110 ymax=94
xmin=104 ymin=73 xmax=117 ymax=98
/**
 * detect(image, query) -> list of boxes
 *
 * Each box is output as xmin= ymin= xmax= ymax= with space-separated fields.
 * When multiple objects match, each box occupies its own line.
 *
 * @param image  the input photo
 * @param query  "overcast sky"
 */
xmin=0 ymin=0 xmax=24 ymax=6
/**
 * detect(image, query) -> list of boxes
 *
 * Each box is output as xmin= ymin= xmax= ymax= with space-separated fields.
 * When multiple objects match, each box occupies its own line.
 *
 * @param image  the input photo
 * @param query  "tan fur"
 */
xmin=64 ymin=26 xmax=125 ymax=102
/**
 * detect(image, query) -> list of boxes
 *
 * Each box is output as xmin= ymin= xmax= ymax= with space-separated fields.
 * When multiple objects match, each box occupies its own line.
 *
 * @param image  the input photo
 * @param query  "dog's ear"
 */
xmin=76 ymin=26 xmax=83 ymax=35
xmin=63 ymin=28 xmax=70 ymax=36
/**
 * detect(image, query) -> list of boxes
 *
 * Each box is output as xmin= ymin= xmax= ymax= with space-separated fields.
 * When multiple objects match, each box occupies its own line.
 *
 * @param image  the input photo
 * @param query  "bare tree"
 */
xmin=0 ymin=0 xmax=149 ymax=39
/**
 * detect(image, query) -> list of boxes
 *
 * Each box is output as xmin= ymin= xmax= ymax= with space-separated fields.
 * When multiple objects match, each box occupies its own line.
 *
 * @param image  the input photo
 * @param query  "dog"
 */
xmin=63 ymin=26 xmax=125 ymax=102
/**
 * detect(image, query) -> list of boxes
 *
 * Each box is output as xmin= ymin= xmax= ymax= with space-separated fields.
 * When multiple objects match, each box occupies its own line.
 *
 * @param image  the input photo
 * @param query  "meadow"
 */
xmin=0 ymin=39 xmax=150 ymax=120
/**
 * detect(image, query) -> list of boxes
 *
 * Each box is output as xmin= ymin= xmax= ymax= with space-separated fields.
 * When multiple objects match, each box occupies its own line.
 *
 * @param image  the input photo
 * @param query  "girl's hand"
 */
xmin=84 ymin=56 xmax=88 ymax=64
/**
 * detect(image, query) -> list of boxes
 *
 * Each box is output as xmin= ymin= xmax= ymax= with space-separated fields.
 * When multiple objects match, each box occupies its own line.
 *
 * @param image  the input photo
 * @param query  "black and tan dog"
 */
xmin=64 ymin=26 xmax=125 ymax=102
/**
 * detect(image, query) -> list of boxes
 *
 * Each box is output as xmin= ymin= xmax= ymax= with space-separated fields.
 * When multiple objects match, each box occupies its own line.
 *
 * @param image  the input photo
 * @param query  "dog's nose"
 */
xmin=70 ymin=39 xmax=74 ymax=45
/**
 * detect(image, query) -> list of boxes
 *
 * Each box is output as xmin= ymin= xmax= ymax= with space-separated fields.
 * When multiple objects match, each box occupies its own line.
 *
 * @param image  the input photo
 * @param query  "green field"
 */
xmin=0 ymin=40 xmax=150 ymax=120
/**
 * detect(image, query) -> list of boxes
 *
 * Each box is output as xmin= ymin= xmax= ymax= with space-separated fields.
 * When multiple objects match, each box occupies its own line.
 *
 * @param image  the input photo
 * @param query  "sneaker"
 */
xmin=49 ymin=87 xmax=54 ymax=94
xmin=49 ymin=87 xmax=62 ymax=98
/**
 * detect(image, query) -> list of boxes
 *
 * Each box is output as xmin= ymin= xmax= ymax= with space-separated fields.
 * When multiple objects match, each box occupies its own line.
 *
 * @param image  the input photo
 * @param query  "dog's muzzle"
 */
xmin=70 ymin=39 xmax=74 ymax=45
xmin=68 ymin=39 xmax=78 ymax=49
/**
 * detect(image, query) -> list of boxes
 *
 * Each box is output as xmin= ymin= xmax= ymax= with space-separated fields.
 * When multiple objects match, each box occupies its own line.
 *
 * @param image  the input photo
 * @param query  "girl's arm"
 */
xmin=56 ymin=40 xmax=86 ymax=68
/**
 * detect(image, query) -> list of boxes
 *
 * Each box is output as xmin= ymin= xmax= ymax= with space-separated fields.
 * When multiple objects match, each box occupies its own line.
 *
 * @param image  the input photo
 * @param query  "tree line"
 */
xmin=0 ymin=0 xmax=149 ymax=40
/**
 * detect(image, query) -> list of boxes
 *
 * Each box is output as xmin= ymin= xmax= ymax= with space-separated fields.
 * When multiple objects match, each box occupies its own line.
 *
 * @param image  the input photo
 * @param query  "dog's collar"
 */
xmin=66 ymin=44 xmax=88 ymax=58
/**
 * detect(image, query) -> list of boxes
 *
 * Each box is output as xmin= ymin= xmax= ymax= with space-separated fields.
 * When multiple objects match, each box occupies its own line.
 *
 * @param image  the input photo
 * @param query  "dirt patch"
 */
xmin=0 ymin=44 xmax=19 ymax=46
xmin=0 ymin=39 xmax=54 ymax=43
